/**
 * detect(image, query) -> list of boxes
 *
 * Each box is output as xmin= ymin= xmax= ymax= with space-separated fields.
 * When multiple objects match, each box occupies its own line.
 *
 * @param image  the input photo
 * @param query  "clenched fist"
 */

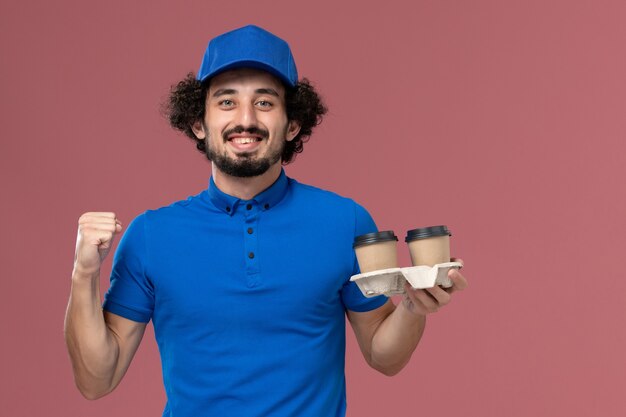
xmin=73 ymin=212 xmax=123 ymax=275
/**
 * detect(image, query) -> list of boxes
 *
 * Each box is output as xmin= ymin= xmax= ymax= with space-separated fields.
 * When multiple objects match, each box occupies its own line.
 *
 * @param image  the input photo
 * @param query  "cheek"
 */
xmin=266 ymin=115 xmax=290 ymax=135
xmin=204 ymin=119 xmax=228 ymax=139
xmin=204 ymin=126 xmax=222 ymax=145
xmin=204 ymin=109 xmax=231 ymax=128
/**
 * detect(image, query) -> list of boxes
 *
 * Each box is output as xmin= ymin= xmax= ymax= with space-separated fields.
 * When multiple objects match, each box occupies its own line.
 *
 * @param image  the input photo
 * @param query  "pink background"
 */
xmin=2 ymin=0 xmax=625 ymax=415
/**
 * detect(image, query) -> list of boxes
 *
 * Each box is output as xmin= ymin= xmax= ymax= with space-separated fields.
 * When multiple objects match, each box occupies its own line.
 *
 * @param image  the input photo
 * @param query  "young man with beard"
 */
xmin=65 ymin=25 xmax=467 ymax=417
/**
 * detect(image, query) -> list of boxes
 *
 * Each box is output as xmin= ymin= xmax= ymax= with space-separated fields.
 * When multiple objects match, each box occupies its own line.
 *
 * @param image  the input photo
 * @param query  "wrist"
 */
xmin=72 ymin=266 xmax=100 ymax=282
xmin=400 ymin=296 xmax=428 ymax=320
xmin=69 ymin=267 xmax=103 ymax=309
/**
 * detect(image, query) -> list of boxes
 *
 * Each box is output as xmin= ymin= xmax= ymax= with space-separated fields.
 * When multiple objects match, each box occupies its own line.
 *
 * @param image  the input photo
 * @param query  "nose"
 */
xmin=235 ymin=102 xmax=258 ymax=127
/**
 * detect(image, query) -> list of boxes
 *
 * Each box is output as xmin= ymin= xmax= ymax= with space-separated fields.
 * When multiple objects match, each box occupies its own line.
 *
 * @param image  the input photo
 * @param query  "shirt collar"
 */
xmin=207 ymin=169 xmax=289 ymax=216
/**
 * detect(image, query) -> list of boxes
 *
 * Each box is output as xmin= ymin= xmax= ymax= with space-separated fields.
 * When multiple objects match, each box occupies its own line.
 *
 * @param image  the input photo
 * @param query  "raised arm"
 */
xmin=64 ymin=212 xmax=146 ymax=399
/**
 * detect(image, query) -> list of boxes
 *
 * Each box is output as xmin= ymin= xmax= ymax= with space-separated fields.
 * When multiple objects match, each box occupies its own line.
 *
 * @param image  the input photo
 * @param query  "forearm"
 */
xmin=64 ymin=269 xmax=120 ymax=399
xmin=370 ymin=300 xmax=426 ymax=376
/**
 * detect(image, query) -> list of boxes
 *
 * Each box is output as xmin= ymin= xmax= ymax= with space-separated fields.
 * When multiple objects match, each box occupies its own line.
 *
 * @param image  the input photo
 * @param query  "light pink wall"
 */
xmin=2 ymin=1 xmax=625 ymax=416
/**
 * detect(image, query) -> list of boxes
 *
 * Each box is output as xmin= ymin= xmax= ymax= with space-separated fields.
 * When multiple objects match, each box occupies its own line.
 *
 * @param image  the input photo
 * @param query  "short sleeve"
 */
xmin=341 ymin=201 xmax=388 ymax=312
xmin=102 ymin=213 xmax=154 ymax=323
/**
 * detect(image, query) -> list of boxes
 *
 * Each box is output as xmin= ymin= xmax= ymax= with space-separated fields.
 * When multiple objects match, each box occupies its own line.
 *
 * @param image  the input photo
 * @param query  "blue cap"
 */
xmin=197 ymin=25 xmax=298 ymax=87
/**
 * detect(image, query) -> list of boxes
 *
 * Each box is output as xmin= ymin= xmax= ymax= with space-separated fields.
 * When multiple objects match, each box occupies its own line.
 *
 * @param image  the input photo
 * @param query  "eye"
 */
xmin=218 ymin=99 xmax=235 ymax=108
xmin=256 ymin=100 xmax=273 ymax=108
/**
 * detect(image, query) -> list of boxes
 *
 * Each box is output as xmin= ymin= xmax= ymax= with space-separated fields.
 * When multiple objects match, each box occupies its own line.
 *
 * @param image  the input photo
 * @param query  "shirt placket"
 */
xmin=243 ymin=201 xmax=261 ymax=288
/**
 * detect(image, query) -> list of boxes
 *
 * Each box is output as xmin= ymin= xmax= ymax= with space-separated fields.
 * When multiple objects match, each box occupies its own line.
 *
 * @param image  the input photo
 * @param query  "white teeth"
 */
xmin=232 ymin=137 xmax=259 ymax=144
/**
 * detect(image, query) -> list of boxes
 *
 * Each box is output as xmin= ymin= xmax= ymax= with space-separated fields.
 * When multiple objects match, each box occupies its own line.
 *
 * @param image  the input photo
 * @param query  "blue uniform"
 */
xmin=103 ymin=170 xmax=387 ymax=416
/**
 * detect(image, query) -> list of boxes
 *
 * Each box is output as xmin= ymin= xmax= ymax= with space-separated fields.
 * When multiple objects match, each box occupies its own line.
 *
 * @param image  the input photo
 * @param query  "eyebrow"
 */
xmin=212 ymin=88 xmax=237 ymax=98
xmin=211 ymin=88 xmax=281 ymax=98
xmin=255 ymin=88 xmax=280 ymax=97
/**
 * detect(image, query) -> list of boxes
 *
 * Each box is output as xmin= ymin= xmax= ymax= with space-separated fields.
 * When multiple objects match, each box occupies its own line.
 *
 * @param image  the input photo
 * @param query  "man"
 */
xmin=65 ymin=25 xmax=467 ymax=416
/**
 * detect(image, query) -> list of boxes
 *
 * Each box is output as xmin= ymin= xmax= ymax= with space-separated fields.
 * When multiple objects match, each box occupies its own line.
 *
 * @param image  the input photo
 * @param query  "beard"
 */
xmin=204 ymin=125 xmax=285 ymax=178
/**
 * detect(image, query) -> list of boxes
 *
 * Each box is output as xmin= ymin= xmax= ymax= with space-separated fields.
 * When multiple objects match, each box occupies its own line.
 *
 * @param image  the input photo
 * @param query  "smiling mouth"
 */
xmin=223 ymin=126 xmax=269 ymax=141
xmin=226 ymin=135 xmax=265 ymax=154
xmin=229 ymin=137 xmax=263 ymax=144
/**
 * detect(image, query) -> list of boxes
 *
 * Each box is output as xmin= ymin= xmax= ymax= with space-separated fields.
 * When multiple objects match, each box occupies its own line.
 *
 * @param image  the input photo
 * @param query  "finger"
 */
xmin=78 ymin=217 xmax=121 ymax=226
xmin=79 ymin=212 xmax=118 ymax=221
xmin=80 ymin=222 xmax=120 ymax=233
xmin=80 ymin=224 xmax=123 ymax=237
xmin=79 ymin=215 xmax=122 ymax=229
xmin=79 ymin=225 xmax=119 ymax=240
xmin=75 ymin=232 xmax=117 ymax=254
xmin=448 ymin=268 xmax=468 ymax=291
xmin=405 ymin=285 xmax=440 ymax=313
xmin=80 ymin=226 xmax=118 ymax=240
xmin=425 ymin=285 xmax=451 ymax=306
xmin=81 ymin=212 xmax=117 ymax=219
xmin=450 ymin=257 xmax=464 ymax=267
xmin=402 ymin=291 xmax=431 ymax=316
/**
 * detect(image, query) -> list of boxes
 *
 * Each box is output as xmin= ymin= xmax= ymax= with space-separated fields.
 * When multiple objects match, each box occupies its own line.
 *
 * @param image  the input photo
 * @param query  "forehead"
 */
xmin=208 ymin=68 xmax=285 ymax=96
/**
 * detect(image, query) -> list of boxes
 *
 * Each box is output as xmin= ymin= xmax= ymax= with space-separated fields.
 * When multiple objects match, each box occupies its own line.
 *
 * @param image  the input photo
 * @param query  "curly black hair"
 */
xmin=163 ymin=73 xmax=327 ymax=164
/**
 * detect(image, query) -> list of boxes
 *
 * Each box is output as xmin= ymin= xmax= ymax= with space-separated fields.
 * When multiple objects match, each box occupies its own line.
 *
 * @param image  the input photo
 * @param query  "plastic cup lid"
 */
xmin=353 ymin=230 xmax=398 ymax=248
xmin=405 ymin=225 xmax=451 ymax=242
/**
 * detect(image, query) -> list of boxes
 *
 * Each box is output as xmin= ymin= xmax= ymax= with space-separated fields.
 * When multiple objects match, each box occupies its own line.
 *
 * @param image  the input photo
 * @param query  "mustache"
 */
xmin=222 ymin=126 xmax=269 ymax=142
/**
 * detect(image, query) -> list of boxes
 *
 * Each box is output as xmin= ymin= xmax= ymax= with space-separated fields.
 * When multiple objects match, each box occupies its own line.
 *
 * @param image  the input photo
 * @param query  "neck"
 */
xmin=212 ymin=163 xmax=283 ymax=200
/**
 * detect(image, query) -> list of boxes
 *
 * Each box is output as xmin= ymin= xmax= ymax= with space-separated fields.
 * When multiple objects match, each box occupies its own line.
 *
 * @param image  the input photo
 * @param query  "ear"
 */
xmin=191 ymin=120 xmax=207 ymax=140
xmin=285 ymin=120 xmax=301 ymax=142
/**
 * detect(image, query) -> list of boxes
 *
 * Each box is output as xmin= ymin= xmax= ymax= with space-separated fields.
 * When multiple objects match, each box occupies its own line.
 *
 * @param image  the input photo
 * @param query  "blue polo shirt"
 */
xmin=103 ymin=169 xmax=387 ymax=417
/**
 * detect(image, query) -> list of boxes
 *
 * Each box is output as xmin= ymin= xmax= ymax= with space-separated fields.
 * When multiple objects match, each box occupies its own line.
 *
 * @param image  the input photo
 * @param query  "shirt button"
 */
xmin=264 ymin=203 xmax=270 ymax=209
xmin=247 ymin=228 xmax=253 ymax=234
xmin=248 ymin=252 xmax=255 ymax=259
xmin=246 ymin=204 xmax=252 ymax=210
xmin=226 ymin=206 xmax=231 ymax=212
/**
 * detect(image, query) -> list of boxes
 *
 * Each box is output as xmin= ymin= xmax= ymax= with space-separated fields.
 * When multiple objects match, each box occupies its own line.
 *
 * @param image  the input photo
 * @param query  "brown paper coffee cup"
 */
xmin=353 ymin=231 xmax=398 ymax=273
xmin=405 ymin=225 xmax=451 ymax=266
